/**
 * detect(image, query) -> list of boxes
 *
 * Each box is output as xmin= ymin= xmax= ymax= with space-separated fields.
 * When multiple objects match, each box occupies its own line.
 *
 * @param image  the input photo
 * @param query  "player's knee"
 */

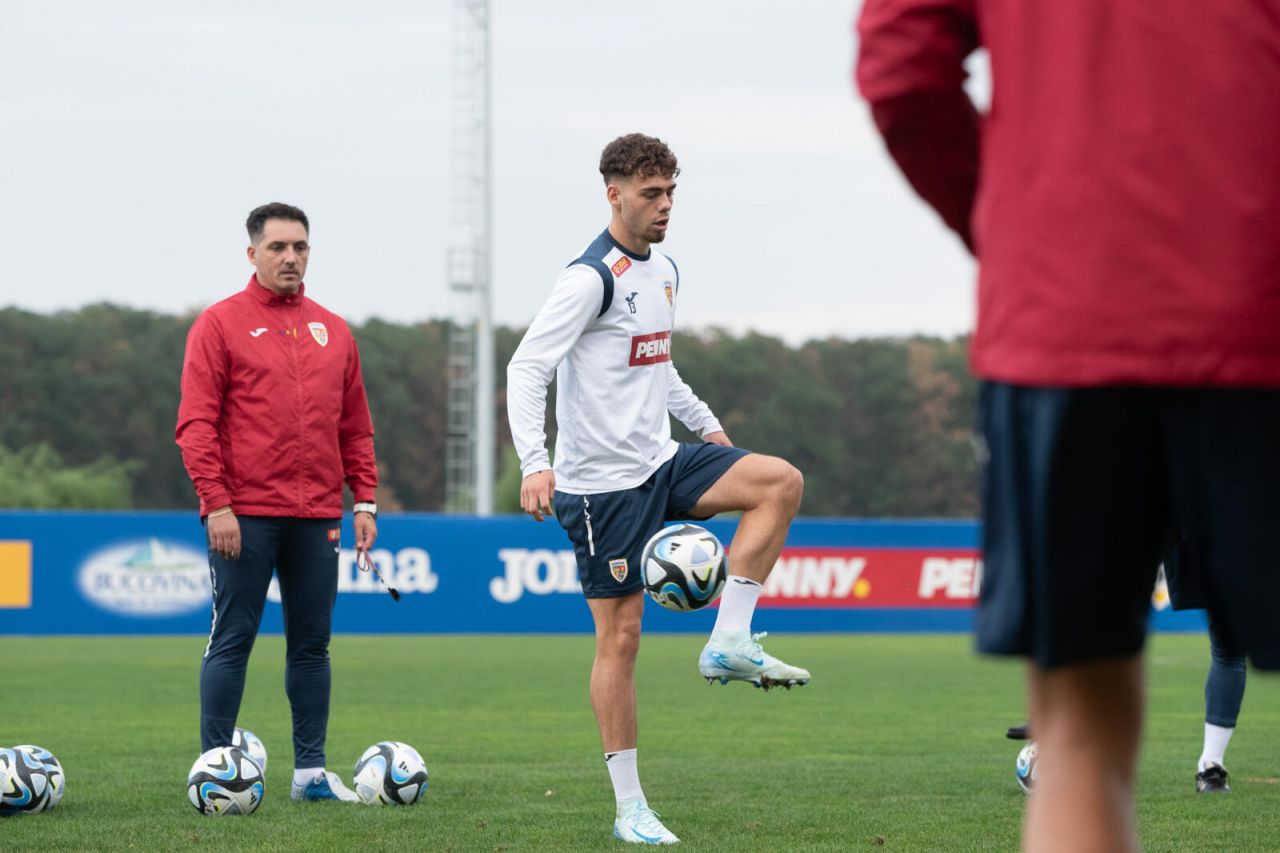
xmin=768 ymin=458 xmax=804 ymax=512
xmin=598 ymin=635 xmax=640 ymax=663
xmin=597 ymin=617 xmax=641 ymax=660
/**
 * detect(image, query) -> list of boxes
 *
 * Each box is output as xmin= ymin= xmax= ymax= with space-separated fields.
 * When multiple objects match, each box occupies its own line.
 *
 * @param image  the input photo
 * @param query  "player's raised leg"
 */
xmin=1024 ymin=656 xmax=1144 ymax=853
xmin=586 ymin=592 xmax=678 ymax=845
xmin=691 ymin=453 xmax=809 ymax=689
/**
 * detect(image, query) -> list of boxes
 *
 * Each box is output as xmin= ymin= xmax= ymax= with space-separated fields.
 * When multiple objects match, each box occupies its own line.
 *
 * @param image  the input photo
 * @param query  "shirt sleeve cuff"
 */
xmin=520 ymin=454 xmax=552 ymax=478
xmin=199 ymin=491 xmax=232 ymax=515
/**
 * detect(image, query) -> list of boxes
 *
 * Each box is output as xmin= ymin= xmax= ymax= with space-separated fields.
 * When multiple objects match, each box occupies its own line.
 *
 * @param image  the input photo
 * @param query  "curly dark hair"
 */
xmin=598 ymin=133 xmax=680 ymax=183
xmin=246 ymin=202 xmax=309 ymax=242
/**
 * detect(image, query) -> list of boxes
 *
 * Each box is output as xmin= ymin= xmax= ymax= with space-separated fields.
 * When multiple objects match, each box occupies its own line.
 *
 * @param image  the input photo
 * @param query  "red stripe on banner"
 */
xmin=747 ymin=547 xmax=982 ymax=609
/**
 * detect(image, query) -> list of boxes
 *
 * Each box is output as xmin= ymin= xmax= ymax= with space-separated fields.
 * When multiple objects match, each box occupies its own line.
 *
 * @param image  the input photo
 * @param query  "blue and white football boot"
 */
xmin=613 ymin=797 xmax=680 ymax=845
xmin=290 ymin=770 xmax=360 ymax=802
xmin=699 ymin=631 xmax=811 ymax=690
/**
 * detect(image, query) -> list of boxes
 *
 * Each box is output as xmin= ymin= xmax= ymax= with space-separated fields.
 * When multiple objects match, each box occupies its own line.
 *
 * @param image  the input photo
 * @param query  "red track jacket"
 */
xmin=856 ymin=0 xmax=1280 ymax=388
xmin=176 ymin=277 xmax=377 ymax=517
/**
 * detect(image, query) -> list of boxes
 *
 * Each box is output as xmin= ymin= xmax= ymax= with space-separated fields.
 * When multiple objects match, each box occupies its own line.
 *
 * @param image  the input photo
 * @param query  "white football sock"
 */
xmin=1199 ymin=723 xmax=1234 ymax=772
xmin=605 ymin=748 xmax=644 ymax=805
xmin=293 ymin=767 xmax=324 ymax=786
xmin=712 ymin=576 xmax=763 ymax=636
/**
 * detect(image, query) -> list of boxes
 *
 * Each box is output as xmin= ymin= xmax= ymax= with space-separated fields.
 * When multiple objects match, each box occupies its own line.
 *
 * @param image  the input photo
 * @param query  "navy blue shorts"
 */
xmin=553 ymin=443 xmax=750 ymax=598
xmin=976 ymin=383 xmax=1280 ymax=670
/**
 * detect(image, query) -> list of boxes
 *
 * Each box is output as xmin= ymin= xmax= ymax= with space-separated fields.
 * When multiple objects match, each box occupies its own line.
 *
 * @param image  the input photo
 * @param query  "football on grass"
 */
xmin=232 ymin=727 xmax=268 ymax=775
xmin=187 ymin=746 xmax=263 ymax=816
xmin=353 ymin=741 xmax=428 ymax=805
xmin=1015 ymin=742 xmax=1038 ymax=793
xmin=0 ymin=746 xmax=53 ymax=815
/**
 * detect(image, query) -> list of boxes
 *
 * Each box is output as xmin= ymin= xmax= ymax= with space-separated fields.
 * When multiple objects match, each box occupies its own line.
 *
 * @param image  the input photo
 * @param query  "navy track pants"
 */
xmin=200 ymin=516 xmax=340 ymax=768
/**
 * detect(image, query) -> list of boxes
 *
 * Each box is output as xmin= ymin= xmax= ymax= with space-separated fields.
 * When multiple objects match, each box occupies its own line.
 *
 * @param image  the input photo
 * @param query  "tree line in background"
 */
xmin=0 ymin=305 xmax=980 ymax=517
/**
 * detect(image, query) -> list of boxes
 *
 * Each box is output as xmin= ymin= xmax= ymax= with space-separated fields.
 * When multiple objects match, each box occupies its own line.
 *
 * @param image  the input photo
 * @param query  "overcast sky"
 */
xmin=0 ymin=1 xmax=980 ymax=344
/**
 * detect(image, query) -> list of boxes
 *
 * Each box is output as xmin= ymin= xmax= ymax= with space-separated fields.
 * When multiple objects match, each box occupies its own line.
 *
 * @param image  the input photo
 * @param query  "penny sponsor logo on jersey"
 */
xmin=611 ymin=256 xmax=632 ymax=277
xmin=629 ymin=331 xmax=672 ymax=366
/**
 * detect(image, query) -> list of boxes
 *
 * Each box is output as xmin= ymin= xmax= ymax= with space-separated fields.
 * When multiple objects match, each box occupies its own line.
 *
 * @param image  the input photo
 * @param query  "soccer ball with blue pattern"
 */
xmin=642 ymin=524 xmax=728 ymax=612
xmin=231 ymin=727 xmax=268 ymax=775
xmin=12 ymin=745 xmax=63 ymax=810
xmin=1015 ymin=742 xmax=1038 ymax=793
xmin=0 ymin=746 xmax=53 ymax=815
xmin=353 ymin=741 xmax=428 ymax=805
xmin=186 ymin=746 xmax=264 ymax=816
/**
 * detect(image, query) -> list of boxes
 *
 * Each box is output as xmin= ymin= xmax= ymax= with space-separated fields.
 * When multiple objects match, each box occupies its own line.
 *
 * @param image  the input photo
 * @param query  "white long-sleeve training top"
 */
xmin=506 ymin=229 xmax=723 ymax=495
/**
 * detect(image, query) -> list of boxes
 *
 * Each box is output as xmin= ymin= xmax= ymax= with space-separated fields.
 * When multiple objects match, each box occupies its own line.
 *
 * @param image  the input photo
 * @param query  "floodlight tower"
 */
xmin=445 ymin=0 xmax=494 ymax=515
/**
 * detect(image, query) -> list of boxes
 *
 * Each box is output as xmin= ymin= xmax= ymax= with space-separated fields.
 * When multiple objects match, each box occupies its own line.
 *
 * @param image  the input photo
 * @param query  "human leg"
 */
xmin=1196 ymin=613 xmax=1246 ymax=792
xmin=550 ymin=482 xmax=678 ymax=842
xmin=976 ymin=385 xmax=1172 ymax=851
xmin=586 ymin=592 xmax=644 ymax=758
xmin=671 ymin=447 xmax=808 ymax=688
xmin=585 ymin=593 xmax=677 ymax=844
xmin=687 ymin=452 xmax=803 ymax=586
xmin=200 ymin=516 xmax=278 ymax=752
xmin=275 ymin=518 xmax=348 ymax=799
xmin=1024 ymin=656 xmax=1144 ymax=853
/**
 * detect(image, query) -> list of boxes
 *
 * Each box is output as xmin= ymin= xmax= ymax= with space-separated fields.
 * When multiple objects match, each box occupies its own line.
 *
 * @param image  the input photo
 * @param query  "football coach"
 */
xmin=176 ymin=202 xmax=378 ymax=802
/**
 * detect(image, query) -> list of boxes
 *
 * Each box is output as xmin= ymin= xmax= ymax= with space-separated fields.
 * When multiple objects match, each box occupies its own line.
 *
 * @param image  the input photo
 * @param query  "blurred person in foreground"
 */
xmin=856 ymin=3 xmax=1280 ymax=851
xmin=176 ymin=202 xmax=379 ymax=802
xmin=507 ymin=133 xmax=807 ymax=844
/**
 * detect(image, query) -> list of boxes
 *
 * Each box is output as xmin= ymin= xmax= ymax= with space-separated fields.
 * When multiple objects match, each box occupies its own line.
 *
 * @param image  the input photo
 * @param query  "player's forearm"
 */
xmin=176 ymin=419 xmax=231 ymax=509
xmin=869 ymin=91 xmax=979 ymax=251
xmin=506 ymin=361 xmax=553 ymax=475
xmin=666 ymin=367 xmax=722 ymax=438
xmin=340 ymin=435 xmax=378 ymax=503
xmin=856 ymin=0 xmax=981 ymax=250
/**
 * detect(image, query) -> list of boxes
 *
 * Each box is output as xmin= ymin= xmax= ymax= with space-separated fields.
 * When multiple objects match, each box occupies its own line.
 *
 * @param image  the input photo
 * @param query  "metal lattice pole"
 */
xmin=445 ymin=0 xmax=494 ymax=515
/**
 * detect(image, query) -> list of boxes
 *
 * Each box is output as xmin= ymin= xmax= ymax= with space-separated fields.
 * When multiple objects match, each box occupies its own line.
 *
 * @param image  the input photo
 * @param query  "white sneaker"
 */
xmin=290 ymin=770 xmax=360 ymax=802
xmin=699 ymin=631 xmax=811 ymax=690
xmin=613 ymin=797 xmax=679 ymax=845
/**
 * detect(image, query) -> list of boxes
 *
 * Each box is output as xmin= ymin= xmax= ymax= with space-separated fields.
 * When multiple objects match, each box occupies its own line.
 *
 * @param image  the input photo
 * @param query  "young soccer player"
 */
xmin=506 ymin=133 xmax=809 ymax=844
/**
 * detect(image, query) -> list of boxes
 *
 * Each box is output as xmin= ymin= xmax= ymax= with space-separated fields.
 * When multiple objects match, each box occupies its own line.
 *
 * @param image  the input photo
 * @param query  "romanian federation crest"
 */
xmin=307 ymin=322 xmax=329 ymax=347
xmin=609 ymin=558 xmax=628 ymax=583
xmin=663 ymin=283 xmax=674 ymax=306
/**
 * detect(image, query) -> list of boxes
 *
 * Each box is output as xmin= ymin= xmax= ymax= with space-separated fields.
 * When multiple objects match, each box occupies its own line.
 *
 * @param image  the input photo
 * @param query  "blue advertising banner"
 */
xmin=0 ymin=511 xmax=1204 ymax=635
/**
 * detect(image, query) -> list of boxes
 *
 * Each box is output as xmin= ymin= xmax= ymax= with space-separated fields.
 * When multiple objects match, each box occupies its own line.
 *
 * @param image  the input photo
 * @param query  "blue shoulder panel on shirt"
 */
xmin=666 ymin=255 xmax=679 ymax=295
xmin=567 ymin=230 xmax=620 ymax=318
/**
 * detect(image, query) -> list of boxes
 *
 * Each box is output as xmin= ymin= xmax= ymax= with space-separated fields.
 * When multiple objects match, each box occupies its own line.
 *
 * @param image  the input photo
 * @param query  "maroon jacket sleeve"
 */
xmin=339 ymin=333 xmax=378 ymax=504
xmin=175 ymin=311 xmax=233 ymax=513
xmin=855 ymin=0 xmax=981 ymax=252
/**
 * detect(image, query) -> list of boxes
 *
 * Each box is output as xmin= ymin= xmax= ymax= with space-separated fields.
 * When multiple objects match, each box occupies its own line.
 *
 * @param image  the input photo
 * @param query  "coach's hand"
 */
xmin=703 ymin=430 xmax=733 ymax=447
xmin=207 ymin=508 xmax=242 ymax=560
xmin=355 ymin=511 xmax=378 ymax=552
xmin=521 ymin=470 xmax=556 ymax=522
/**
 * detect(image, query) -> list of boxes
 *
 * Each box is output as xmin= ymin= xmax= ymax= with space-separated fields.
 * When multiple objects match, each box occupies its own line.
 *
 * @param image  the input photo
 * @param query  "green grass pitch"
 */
xmin=3 ymin=633 xmax=1279 ymax=851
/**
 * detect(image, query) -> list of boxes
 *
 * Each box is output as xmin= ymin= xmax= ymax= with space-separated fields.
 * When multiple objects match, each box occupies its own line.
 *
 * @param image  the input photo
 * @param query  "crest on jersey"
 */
xmin=609 ymin=559 xmax=628 ymax=583
xmin=611 ymin=256 xmax=632 ymax=277
xmin=663 ymin=283 xmax=673 ymax=306
xmin=307 ymin=322 xmax=329 ymax=347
